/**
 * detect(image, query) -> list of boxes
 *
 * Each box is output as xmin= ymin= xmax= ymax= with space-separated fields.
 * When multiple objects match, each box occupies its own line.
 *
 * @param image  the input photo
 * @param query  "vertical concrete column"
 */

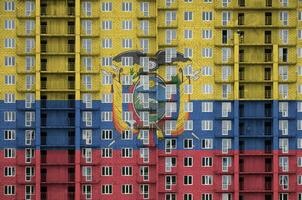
xmin=75 ymin=0 xmax=81 ymax=199
xmin=272 ymin=45 xmax=279 ymax=200
xmin=233 ymin=31 xmax=240 ymax=200
xmin=35 ymin=1 xmax=41 ymax=199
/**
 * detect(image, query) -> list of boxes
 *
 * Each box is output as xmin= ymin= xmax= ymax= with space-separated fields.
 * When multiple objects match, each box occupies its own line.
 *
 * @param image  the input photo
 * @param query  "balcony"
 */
xmin=41 ymin=192 xmax=47 ymax=200
xmin=40 ymin=7 xmax=75 ymax=18
xmin=264 ymin=53 xmax=272 ymax=62
xmin=265 ymin=89 xmax=272 ymax=99
xmin=40 ymin=44 xmax=75 ymax=55
xmin=68 ymin=25 xmax=75 ymax=34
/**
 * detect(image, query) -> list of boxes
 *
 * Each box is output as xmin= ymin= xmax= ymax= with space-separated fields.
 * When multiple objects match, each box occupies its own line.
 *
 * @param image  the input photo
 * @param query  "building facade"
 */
xmin=1 ymin=0 xmax=302 ymax=200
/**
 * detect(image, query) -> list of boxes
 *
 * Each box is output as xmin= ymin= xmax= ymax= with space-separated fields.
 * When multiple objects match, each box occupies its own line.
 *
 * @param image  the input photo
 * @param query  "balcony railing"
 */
xmin=41 ymin=192 xmax=47 ymax=200
xmin=68 ymin=7 xmax=75 ymax=16
xmin=265 ymin=90 xmax=272 ymax=99
xmin=68 ymin=26 xmax=75 ymax=34
xmin=68 ymin=81 xmax=75 ymax=89
xmin=68 ymin=63 xmax=75 ymax=71
xmin=265 ymin=53 xmax=272 ymax=62
xmin=40 ymin=44 xmax=75 ymax=54
xmin=41 ymin=25 xmax=47 ymax=34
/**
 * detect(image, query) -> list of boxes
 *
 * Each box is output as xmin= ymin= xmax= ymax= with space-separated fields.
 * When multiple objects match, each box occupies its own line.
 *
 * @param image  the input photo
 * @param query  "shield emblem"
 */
xmin=102 ymin=50 xmax=192 ymax=139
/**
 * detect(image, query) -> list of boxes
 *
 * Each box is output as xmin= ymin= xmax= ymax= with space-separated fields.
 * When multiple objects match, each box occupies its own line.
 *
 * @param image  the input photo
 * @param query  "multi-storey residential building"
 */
xmin=1 ymin=0 xmax=302 ymax=200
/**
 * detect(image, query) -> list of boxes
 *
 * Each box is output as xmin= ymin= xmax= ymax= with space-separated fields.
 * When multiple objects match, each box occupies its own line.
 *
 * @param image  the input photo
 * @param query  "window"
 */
xmin=202 ymin=120 xmax=213 ymax=130
xmin=122 ymin=20 xmax=132 ymax=30
xmin=298 ymin=138 xmax=302 ymax=149
xmin=202 ymin=11 xmax=213 ymax=21
xmin=121 ymin=148 xmax=133 ymax=158
xmin=102 ymin=20 xmax=112 ymax=30
xmin=25 ymin=38 xmax=34 ymax=52
xmin=121 ymin=75 xmax=132 ymax=85
xmin=280 ymin=11 xmax=288 ymax=26
xmin=184 ymin=157 xmax=193 ymax=167
xmin=101 ymin=2 xmax=112 ymax=12
xmin=4 ymin=166 xmax=15 ymax=177
xmin=201 ymin=157 xmax=213 ymax=167
xmin=165 ymin=157 xmax=177 ymax=172
xmin=298 ymin=175 xmax=302 ymax=185
xmin=184 ymin=11 xmax=193 ymax=21
xmin=102 ymin=74 xmax=113 ymax=85
xmin=82 ymin=1 xmax=92 ymax=16
xmin=82 ymin=39 xmax=92 ymax=53
xmin=184 ymin=102 xmax=193 ymax=112
xmin=201 ymin=175 xmax=213 ymax=185
xmin=25 ymin=111 xmax=35 ymax=127
xmin=82 ymin=111 xmax=92 ymax=126
xmin=184 ymin=194 xmax=193 ymax=200
xmin=184 ymin=175 xmax=193 ymax=185
xmin=4 ymin=185 xmax=15 ymax=195
xmin=82 ymin=130 xmax=92 ymax=145
xmin=101 ymin=57 xmax=112 ymax=67
xmin=25 ymin=20 xmax=35 ymax=34
xmin=101 ymin=148 xmax=112 ymax=158
xmin=4 ymin=148 xmax=16 ymax=158
xmin=222 ymin=175 xmax=232 ymax=190
xmin=4 ymin=111 xmax=16 ymax=122
xmin=101 ymin=112 xmax=112 ymax=122
xmin=25 ymin=56 xmax=35 ymax=71
xmin=82 ymin=20 xmax=92 ymax=35
xmin=4 ymin=38 xmax=15 ymax=48
xmin=25 ymin=166 xmax=34 ymax=181
xmin=279 ymin=30 xmax=288 ymax=44
xmin=184 ymin=29 xmax=193 ymax=39
xmin=202 ymin=193 xmax=213 ymax=200
xmin=298 ymin=157 xmax=302 ymax=167
xmin=4 ymin=130 xmax=15 ymax=140
xmin=202 ymin=84 xmax=213 ymax=94
xmin=101 ymin=130 xmax=113 ymax=140
xmin=202 ymin=48 xmax=213 ymax=58
xmin=122 ymin=130 xmax=133 ymax=140
xmin=4 ymin=1 xmax=15 ymax=11
xmin=222 ymin=48 xmax=231 ymax=62
xmin=222 ymin=85 xmax=231 ymax=100
xmin=202 ymin=102 xmax=213 ymax=112
xmin=101 ymin=166 xmax=113 ymax=176
xmin=102 ymin=184 xmax=113 ymax=194
xmin=279 ymin=84 xmax=288 ymax=99
xmin=184 ymin=48 xmax=193 ymax=58
xmin=201 ymin=139 xmax=213 ymax=149
xmin=82 ymin=166 xmax=92 ymax=181
xmin=102 ymin=38 xmax=112 ymax=48
xmin=121 ymin=166 xmax=133 ymax=176
xmin=4 ymin=20 xmax=15 ymax=30
xmin=222 ymin=157 xmax=232 ymax=172
xmin=82 ymin=93 xmax=92 ymax=108
xmin=122 ymin=39 xmax=132 ymax=48
xmin=122 ymin=184 xmax=133 ymax=194
xmin=202 ymin=29 xmax=212 ymax=39
xmin=4 ymin=93 xmax=15 ymax=103
xmin=82 ymin=185 xmax=92 ymax=199
xmin=222 ymin=11 xmax=231 ymax=25
xmin=222 ymin=139 xmax=232 ymax=153
xmin=122 ymin=2 xmax=132 ymax=11
xmin=201 ymin=66 xmax=213 ymax=76
xmin=279 ymin=193 xmax=288 ymax=200
xmin=279 ymin=175 xmax=289 ymax=190
xmin=299 ymin=11 xmax=302 ymax=21
xmin=4 ymin=56 xmax=15 ymax=67
xmin=222 ymin=120 xmax=232 ymax=135
xmin=121 ymin=57 xmax=133 ymax=66
xmin=184 ymin=139 xmax=193 ymax=149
